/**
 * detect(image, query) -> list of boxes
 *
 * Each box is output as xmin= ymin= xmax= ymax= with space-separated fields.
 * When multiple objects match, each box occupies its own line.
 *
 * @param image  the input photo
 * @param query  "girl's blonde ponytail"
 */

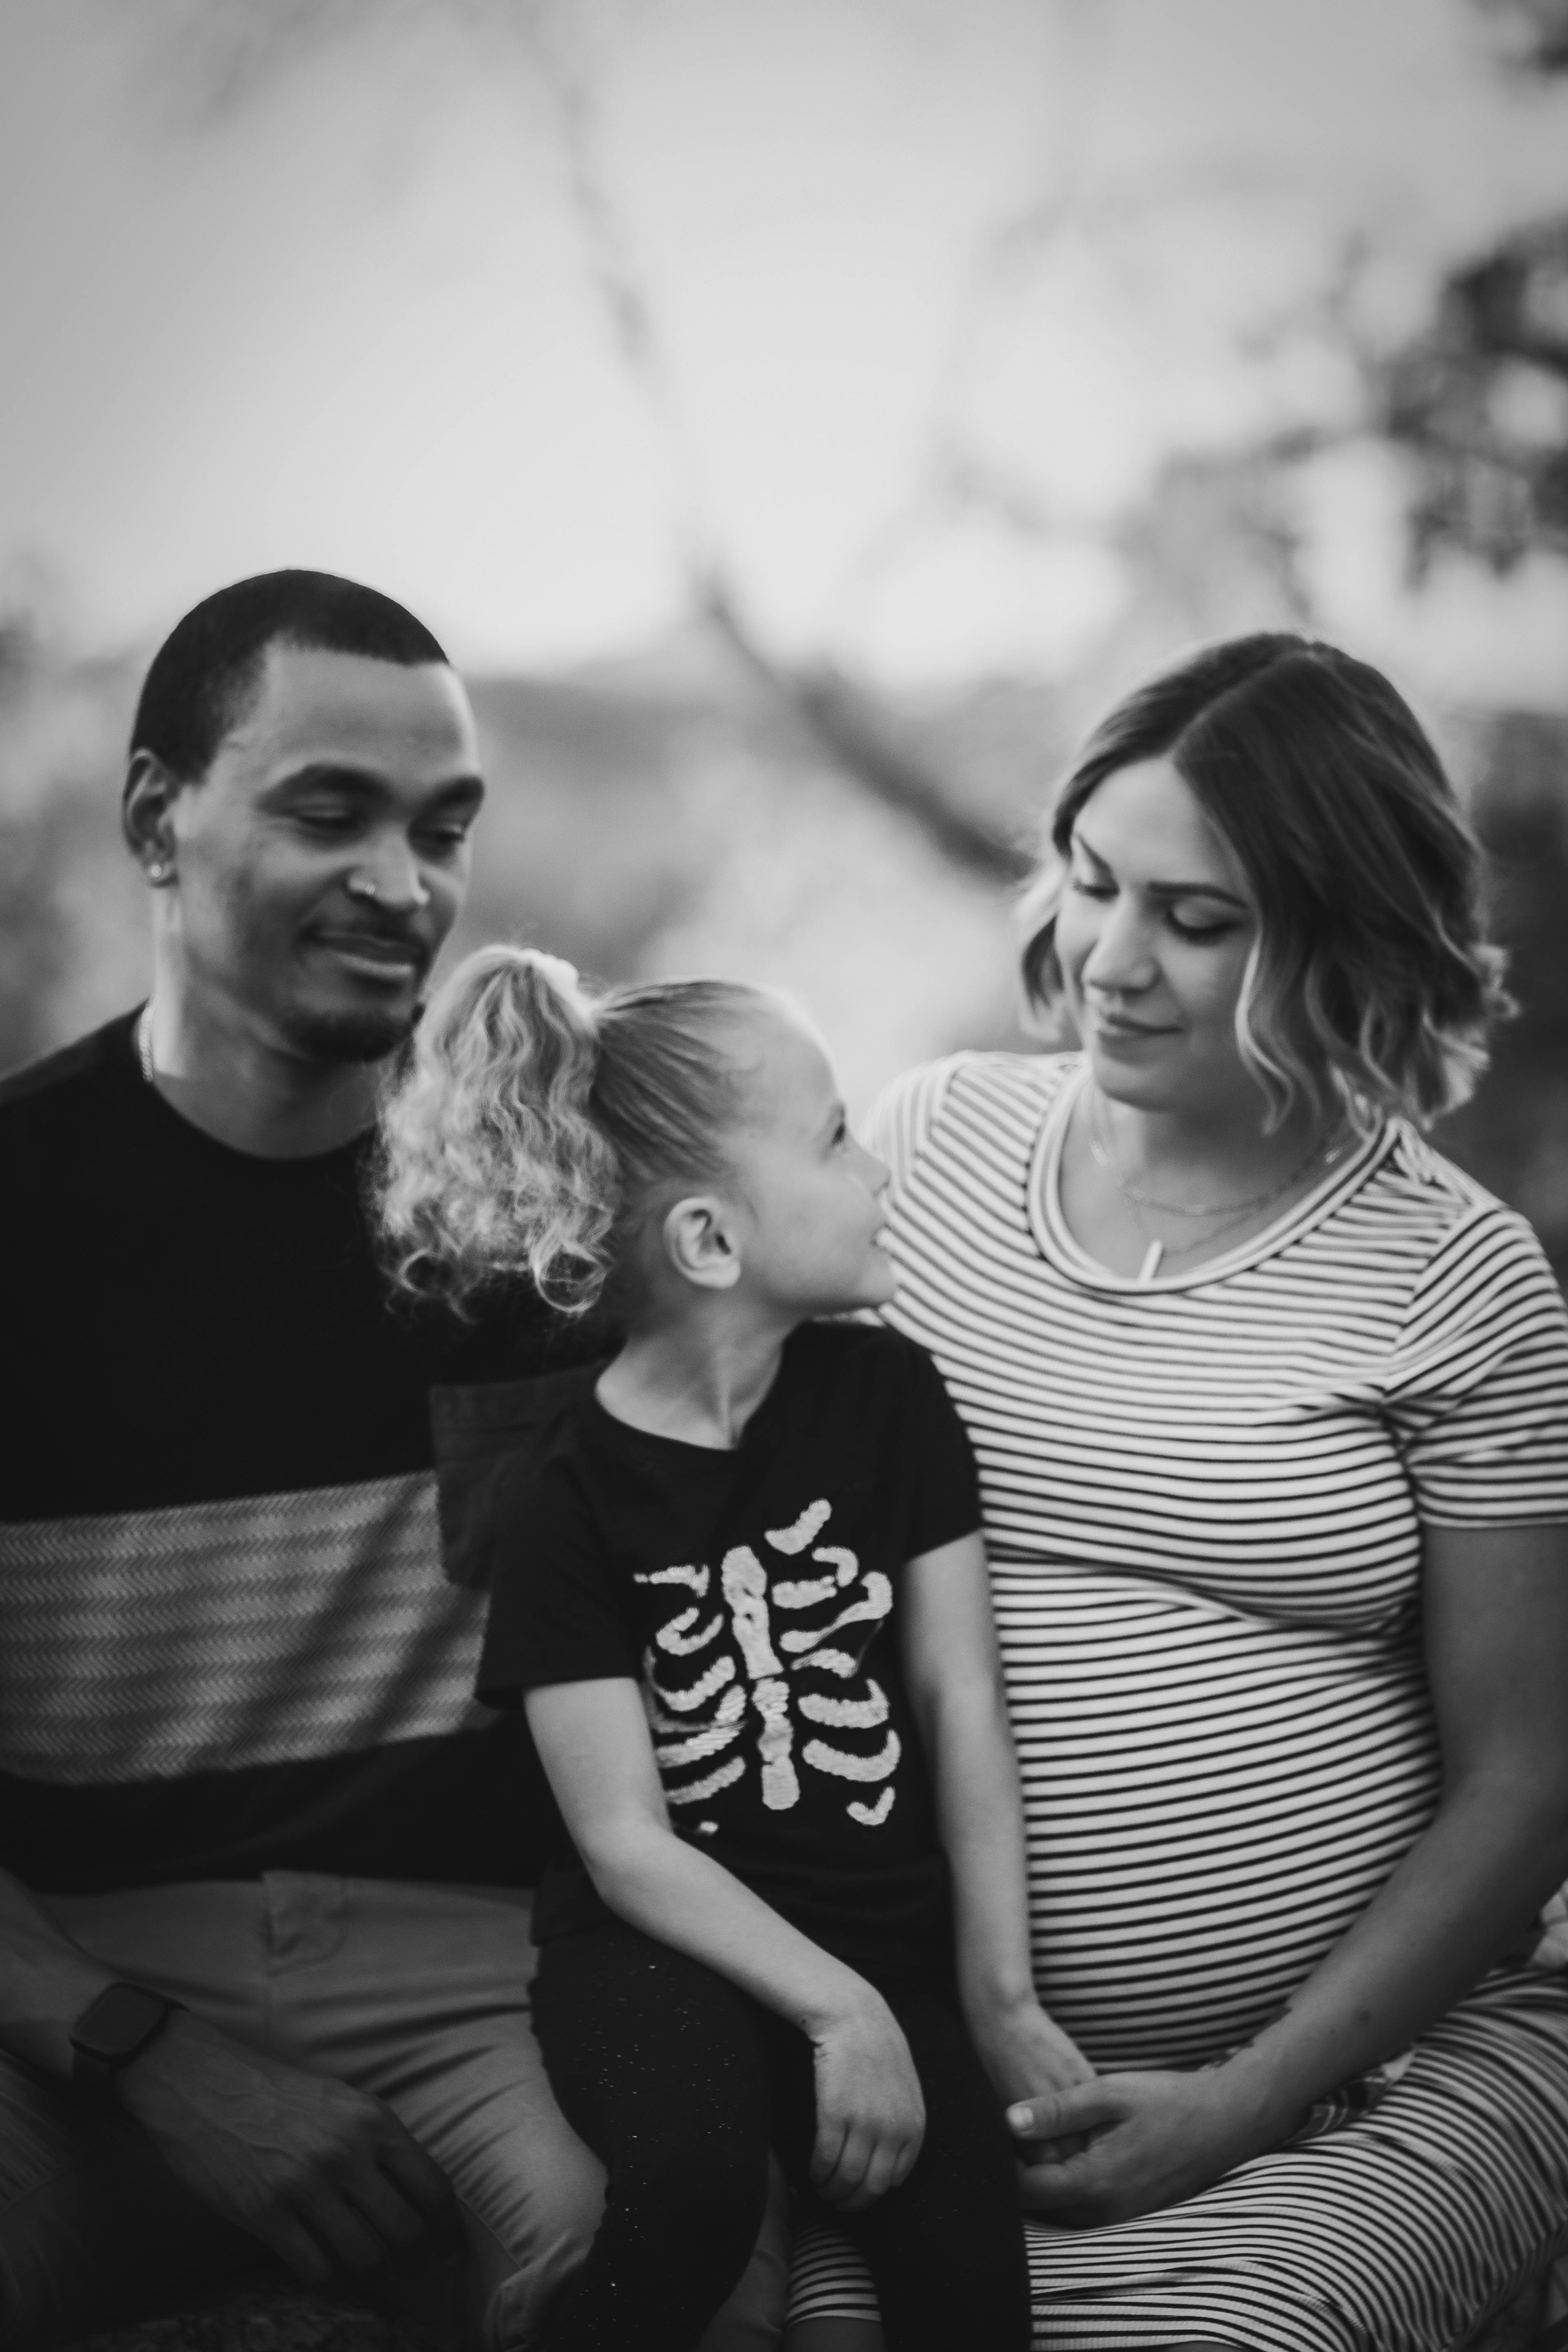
xmin=378 ymin=946 xmax=617 ymax=1313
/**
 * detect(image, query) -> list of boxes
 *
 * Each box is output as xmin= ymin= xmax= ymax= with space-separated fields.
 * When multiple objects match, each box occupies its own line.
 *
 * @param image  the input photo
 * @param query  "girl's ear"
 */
xmin=661 ymin=1194 xmax=743 ymax=1291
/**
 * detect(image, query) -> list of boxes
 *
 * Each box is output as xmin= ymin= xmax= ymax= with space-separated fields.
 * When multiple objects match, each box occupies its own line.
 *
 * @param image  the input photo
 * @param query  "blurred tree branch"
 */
xmin=515 ymin=2 xmax=1036 ymax=880
xmin=149 ymin=0 xmax=1035 ymax=883
xmin=127 ymin=0 xmax=1568 ymax=873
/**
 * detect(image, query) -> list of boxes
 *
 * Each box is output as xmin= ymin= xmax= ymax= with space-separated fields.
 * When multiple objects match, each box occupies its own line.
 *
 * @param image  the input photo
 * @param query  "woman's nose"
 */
xmin=1081 ymin=899 xmax=1158 ymax=995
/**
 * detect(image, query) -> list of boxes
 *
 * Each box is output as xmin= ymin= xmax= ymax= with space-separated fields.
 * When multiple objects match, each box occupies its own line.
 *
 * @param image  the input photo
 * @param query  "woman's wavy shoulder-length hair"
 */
xmin=1018 ymin=633 xmax=1510 ymax=1131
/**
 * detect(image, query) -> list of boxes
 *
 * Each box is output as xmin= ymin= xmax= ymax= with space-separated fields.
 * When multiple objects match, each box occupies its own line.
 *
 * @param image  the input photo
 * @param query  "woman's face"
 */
xmin=1055 ymin=756 xmax=1262 ymax=1119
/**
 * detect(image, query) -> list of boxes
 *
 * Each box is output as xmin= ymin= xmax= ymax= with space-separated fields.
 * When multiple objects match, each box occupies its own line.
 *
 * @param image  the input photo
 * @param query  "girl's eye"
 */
xmin=1069 ymin=873 xmax=1115 ymax=900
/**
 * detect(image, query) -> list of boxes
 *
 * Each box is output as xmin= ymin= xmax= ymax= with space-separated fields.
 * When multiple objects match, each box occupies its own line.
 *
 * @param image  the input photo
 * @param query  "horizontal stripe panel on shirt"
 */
xmin=0 ymin=1472 xmax=490 ymax=1783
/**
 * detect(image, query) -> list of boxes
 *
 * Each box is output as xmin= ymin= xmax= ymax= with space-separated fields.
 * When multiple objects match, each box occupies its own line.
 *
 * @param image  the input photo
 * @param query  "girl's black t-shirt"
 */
xmin=478 ymin=1321 xmax=982 ymax=1980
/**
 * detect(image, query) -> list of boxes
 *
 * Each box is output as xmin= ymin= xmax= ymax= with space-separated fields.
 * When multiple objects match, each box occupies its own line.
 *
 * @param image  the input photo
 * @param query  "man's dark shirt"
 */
xmin=0 ymin=1010 xmax=586 ymax=1894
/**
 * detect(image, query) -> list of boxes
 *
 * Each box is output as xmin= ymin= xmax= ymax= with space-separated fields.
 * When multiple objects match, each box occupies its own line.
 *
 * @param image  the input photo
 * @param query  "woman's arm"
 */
xmin=1009 ymin=1524 xmax=1568 ymax=2221
xmin=524 ymin=1677 xmax=925 ymax=2211
xmin=900 ymin=1533 xmax=1093 ymax=2103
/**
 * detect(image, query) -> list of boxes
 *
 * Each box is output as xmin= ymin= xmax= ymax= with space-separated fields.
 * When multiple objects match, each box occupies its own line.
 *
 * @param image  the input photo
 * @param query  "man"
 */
xmin=0 ymin=573 xmax=783 ymax=2349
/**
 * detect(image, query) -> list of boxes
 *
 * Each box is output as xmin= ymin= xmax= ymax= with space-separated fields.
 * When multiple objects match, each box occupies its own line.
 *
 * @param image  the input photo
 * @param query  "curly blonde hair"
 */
xmin=1019 ymin=634 xmax=1511 ymax=1131
xmin=376 ymin=947 xmax=774 ymax=1315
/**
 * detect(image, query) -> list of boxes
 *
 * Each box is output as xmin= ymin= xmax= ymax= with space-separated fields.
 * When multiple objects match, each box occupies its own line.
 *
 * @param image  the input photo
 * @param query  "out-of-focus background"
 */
xmin=3 ymin=0 xmax=1567 ymax=1261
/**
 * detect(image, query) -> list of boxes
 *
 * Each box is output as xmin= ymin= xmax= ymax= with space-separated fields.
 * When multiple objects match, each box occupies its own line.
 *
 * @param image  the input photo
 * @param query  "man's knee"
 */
xmin=463 ymin=2140 xmax=604 ymax=2352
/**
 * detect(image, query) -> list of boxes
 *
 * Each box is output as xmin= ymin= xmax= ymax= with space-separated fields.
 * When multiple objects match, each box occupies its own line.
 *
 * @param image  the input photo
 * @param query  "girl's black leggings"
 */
xmin=531 ymin=1921 xmax=1031 ymax=2352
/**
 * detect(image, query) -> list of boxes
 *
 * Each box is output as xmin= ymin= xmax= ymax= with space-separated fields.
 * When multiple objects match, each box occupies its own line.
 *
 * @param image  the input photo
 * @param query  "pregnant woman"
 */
xmin=787 ymin=634 xmax=1568 ymax=2352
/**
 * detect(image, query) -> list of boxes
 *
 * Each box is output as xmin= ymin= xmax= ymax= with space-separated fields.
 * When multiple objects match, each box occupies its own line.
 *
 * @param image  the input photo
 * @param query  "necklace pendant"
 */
xmin=1137 ymin=1239 xmax=1164 ymax=1284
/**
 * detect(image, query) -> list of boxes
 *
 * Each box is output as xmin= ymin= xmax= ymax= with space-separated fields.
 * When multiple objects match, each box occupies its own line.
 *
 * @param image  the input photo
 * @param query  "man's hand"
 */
xmin=808 ymin=1993 xmax=927 ymax=2214
xmin=116 ymin=2010 xmax=464 ymax=2288
xmin=1007 ymin=2063 xmax=1284 ymax=2225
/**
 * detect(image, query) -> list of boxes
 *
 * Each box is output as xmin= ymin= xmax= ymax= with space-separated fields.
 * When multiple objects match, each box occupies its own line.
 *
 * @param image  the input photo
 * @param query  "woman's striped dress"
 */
xmin=788 ymin=1050 xmax=1568 ymax=2352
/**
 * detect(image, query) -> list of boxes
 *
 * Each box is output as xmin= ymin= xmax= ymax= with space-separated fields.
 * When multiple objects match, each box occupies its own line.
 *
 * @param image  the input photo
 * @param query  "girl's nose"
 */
xmin=854 ymin=1140 xmax=892 ymax=1195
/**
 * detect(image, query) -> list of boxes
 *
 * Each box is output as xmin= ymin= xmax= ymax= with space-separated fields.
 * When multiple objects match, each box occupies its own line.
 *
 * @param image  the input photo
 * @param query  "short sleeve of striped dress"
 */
xmin=1383 ymin=1169 xmax=1568 ymax=1526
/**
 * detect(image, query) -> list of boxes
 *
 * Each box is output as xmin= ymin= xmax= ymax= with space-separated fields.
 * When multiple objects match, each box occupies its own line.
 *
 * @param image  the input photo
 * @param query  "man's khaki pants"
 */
xmin=0 ymin=1875 xmax=788 ymax=2349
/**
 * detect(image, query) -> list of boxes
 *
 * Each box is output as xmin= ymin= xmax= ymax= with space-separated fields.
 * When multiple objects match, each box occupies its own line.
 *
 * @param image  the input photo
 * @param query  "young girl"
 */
xmin=379 ymin=947 xmax=1088 ymax=2352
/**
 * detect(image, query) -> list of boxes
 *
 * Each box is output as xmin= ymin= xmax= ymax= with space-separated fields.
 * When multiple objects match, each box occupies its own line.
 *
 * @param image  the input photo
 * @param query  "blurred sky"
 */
xmin=3 ymin=0 xmax=1567 ymax=692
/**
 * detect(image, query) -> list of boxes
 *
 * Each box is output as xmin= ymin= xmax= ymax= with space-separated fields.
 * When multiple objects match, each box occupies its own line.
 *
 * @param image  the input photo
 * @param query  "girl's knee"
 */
xmin=609 ymin=2143 xmax=769 ymax=2260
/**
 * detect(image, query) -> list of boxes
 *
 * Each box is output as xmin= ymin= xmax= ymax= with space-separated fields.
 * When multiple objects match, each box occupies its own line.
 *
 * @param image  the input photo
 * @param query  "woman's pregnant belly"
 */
xmin=993 ymin=1562 xmax=1440 ymax=2071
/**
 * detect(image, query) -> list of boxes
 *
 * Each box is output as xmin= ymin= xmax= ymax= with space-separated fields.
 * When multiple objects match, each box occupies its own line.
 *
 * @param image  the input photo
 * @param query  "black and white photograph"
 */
xmin=3 ymin=7 xmax=1568 ymax=2351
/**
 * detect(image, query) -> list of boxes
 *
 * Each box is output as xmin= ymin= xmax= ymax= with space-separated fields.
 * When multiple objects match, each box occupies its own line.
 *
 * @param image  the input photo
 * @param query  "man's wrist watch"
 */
xmin=69 ymin=1982 xmax=184 ymax=2094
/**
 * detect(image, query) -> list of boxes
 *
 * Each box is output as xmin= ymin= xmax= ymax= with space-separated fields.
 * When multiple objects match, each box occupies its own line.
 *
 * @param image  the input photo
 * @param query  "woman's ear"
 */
xmin=661 ymin=1194 xmax=743 ymax=1291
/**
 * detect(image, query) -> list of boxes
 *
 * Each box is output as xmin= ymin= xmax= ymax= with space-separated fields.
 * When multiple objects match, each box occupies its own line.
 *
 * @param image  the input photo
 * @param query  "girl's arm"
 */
xmin=525 ymin=1676 xmax=925 ymax=2212
xmin=900 ymin=1532 xmax=1094 ymax=2104
xmin=1008 ymin=1523 xmax=1568 ymax=2222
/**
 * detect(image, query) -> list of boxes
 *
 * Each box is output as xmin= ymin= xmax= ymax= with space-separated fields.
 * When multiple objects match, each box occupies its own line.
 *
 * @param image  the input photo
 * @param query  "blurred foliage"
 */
xmin=1441 ymin=715 xmax=1568 ymax=1276
xmin=1381 ymin=0 xmax=1568 ymax=573
xmin=1385 ymin=221 xmax=1568 ymax=574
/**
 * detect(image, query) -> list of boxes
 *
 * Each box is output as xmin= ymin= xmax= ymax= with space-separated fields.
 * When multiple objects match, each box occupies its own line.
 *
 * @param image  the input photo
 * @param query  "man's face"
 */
xmin=164 ymin=642 xmax=484 ymax=1065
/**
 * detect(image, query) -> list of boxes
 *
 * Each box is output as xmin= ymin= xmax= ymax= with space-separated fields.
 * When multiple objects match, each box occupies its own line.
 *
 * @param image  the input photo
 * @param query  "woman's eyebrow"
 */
xmin=1146 ymin=878 xmax=1250 ymax=908
xmin=1071 ymin=826 xmax=1248 ymax=908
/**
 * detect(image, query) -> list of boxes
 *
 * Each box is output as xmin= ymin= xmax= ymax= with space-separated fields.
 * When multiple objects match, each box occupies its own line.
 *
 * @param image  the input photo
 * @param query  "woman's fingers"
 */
xmin=1007 ymin=2079 xmax=1120 ymax=2144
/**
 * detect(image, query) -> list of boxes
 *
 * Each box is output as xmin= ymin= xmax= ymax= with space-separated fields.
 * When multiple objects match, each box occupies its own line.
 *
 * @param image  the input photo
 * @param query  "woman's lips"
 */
xmin=1091 ymin=1012 xmax=1178 ymax=1043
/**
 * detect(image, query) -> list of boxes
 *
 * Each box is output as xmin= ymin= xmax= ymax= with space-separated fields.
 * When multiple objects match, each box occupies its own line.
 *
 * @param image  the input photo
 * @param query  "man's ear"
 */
xmin=661 ymin=1194 xmax=743 ymax=1292
xmin=122 ymin=750 xmax=183 ymax=886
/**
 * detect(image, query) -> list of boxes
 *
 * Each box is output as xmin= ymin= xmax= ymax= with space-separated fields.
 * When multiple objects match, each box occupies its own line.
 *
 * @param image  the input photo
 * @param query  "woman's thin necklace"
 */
xmin=136 ymin=1003 xmax=156 ymax=1084
xmin=1086 ymin=1085 xmax=1350 ymax=1283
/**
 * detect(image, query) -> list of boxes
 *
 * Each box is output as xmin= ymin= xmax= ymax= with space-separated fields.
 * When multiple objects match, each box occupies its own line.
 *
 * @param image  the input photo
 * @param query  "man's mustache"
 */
xmin=307 ymin=918 xmax=435 ymax=970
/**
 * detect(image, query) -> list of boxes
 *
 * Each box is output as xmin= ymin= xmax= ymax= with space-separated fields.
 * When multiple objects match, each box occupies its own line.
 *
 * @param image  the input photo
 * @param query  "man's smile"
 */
xmin=307 ymin=926 xmax=431 ymax=984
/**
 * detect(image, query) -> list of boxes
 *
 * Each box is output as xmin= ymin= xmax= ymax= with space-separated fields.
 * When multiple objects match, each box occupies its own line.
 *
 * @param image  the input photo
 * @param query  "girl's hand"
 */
xmin=810 ymin=1993 xmax=927 ymax=2213
xmin=1007 ymin=2060 xmax=1287 ymax=2225
xmin=966 ymin=1993 xmax=1096 ymax=2113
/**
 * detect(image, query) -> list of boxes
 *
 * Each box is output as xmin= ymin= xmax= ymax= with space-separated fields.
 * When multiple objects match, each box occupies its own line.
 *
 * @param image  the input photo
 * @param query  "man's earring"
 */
xmin=147 ymin=861 xmax=171 ymax=884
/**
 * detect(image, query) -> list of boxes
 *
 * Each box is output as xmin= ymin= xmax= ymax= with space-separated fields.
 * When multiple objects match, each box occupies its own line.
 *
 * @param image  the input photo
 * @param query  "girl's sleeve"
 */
xmin=1388 ymin=1202 xmax=1568 ymax=1528
xmin=477 ymin=1463 xmax=639 ymax=1702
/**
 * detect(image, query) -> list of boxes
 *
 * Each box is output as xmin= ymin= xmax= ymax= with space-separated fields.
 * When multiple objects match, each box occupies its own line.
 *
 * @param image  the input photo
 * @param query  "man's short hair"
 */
xmin=130 ymin=570 xmax=450 ymax=783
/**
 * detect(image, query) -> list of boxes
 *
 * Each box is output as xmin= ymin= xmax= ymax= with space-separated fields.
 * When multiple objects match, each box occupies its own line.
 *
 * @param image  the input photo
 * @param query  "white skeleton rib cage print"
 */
xmin=635 ymin=1498 xmax=900 ymax=1831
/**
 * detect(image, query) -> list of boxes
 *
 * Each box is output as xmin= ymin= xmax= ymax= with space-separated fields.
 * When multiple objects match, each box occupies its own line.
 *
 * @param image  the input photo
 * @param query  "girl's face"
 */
xmin=1055 ymin=756 xmax=1261 ymax=1119
xmin=724 ymin=1007 xmax=897 ymax=1316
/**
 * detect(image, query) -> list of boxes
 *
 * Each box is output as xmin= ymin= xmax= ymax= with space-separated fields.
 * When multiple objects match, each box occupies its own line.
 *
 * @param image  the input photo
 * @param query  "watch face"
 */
xmin=74 ymin=1982 xmax=171 ymax=2060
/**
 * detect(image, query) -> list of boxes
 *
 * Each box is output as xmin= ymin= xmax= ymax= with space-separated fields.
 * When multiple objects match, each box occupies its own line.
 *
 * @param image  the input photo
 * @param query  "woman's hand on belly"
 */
xmin=1007 ymin=2060 xmax=1285 ymax=2225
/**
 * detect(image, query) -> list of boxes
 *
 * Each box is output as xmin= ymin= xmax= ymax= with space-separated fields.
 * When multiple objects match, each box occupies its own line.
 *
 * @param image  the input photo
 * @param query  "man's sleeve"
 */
xmin=895 ymin=1339 xmax=983 ymax=1560
xmin=477 ymin=1461 xmax=640 ymax=1706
